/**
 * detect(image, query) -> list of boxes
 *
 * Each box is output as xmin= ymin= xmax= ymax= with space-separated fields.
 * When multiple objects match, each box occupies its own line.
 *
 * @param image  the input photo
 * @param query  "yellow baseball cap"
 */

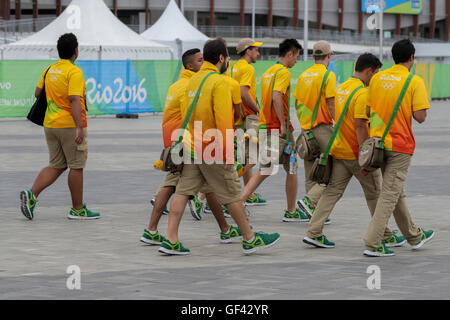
xmin=236 ymin=38 xmax=263 ymax=54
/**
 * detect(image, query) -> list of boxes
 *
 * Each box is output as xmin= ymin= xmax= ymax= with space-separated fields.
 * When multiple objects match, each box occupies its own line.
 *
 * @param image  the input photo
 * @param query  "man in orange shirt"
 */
xmin=160 ymin=38 xmax=280 ymax=255
xmin=294 ymin=41 xmax=336 ymax=223
xmin=20 ymin=33 xmax=99 ymax=221
xmin=240 ymin=39 xmax=303 ymax=219
xmin=363 ymin=39 xmax=434 ymax=257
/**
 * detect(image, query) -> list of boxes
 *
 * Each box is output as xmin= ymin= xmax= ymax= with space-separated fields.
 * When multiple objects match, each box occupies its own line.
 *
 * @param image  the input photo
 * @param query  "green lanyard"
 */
xmin=174 ymin=72 xmax=217 ymax=146
xmin=320 ymin=84 xmax=364 ymax=165
xmin=378 ymin=73 xmax=414 ymax=149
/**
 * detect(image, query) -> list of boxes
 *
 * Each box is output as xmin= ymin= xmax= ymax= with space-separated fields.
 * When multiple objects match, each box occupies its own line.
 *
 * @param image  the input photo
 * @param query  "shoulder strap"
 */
xmin=174 ymin=71 xmax=217 ymax=145
xmin=379 ymin=73 xmax=414 ymax=148
xmin=310 ymin=69 xmax=331 ymax=129
xmin=41 ymin=65 xmax=52 ymax=89
xmin=320 ymin=85 xmax=364 ymax=164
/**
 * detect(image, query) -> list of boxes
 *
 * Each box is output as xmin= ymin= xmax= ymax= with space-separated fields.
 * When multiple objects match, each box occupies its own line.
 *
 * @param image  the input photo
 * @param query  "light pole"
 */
xmin=379 ymin=0 xmax=384 ymax=61
xmin=252 ymin=0 xmax=255 ymax=39
xmin=304 ymin=0 xmax=308 ymax=61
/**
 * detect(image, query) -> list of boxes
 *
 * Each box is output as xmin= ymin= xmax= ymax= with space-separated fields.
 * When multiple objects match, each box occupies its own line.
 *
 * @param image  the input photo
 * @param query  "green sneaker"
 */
xmin=220 ymin=225 xmax=243 ymax=243
xmin=159 ymin=239 xmax=190 ymax=255
xmin=188 ymin=195 xmax=204 ymax=221
xmin=297 ymin=198 xmax=331 ymax=225
xmin=222 ymin=205 xmax=231 ymax=218
xmin=242 ymin=232 xmax=280 ymax=254
xmin=411 ymin=229 xmax=435 ymax=250
xmin=67 ymin=204 xmax=100 ymax=220
xmin=20 ymin=189 xmax=37 ymax=220
xmin=204 ymin=204 xmax=212 ymax=214
xmin=245 ymin=193 xmax=267 ymax=206
xmin=364 ymin=242 xmax=395 ymax=257
xmin=384 ymin=231 xmax=406 ymax=248
xmin=150 ymin=198 xmax=169 ymax=215
xmin=303 ymin=235 xmax=335 ymax=248
xmin=140 ymin=229 xmax=166 ymax=245
xmin=282 ymin=208 xmax=309 ymax=222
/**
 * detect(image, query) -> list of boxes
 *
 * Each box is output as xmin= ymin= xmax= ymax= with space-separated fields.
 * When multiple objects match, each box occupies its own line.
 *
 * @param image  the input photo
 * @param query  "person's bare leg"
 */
xmin=205 ymin=192 xmax=229 ymax=233
xmin=240 ymin=171 xmax=269 ymax=203
xmin=68 ymin=168 xmax=83 ymax=211
xmin=166 ymin=194 xmax=190 ymax=243
xmin=226 ymin=201 xmax=254 ymax=241
xmin=286 ymin=173 xmax=298 ymax=212
xmin=148 ymin=187 xmax=175 ymax=231
xmin=243 ymin=164 xmax=256 ymax=198
xmin=31 ymin=167 xmax=66 ymax=197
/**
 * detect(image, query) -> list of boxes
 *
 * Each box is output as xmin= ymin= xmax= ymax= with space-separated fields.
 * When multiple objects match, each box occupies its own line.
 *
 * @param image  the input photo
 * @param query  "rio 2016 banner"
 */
xmin=362 ymin=0 xmax=422 ymax=14
xmin=0 ymin=59 xmax=448 ymax=118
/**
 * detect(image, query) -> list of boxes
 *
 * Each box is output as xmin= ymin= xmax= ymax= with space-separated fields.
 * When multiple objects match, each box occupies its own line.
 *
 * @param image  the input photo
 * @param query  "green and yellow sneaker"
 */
xmin=283 ymin=208 xmax=310 ymax=222
xmin=204 ymin=204 xmax=212 ymax=214
xmin=150 ymin=198 xmax=169 ymax=215
xmin=140 ymin=229 xmax=166 ymax=245
xmin=159 ymin=239 xmax=190 ymax=255
xmin=245 ymin=193 xmax=267 ymax=206
xmin=364 ymin=242 xmax=395 ymax=257
xmin=411 ymin=229 xmax=435 ymax=250
xmin=20 ymin=189 xmax=38 ymax=220
xmin=384 ymin=231 xmax=406 ymax=248
xmin=242 ymin=232 xmax=280 ymax=254
xmin=297 ymin=198 xmax=331 ymax=225
xmin=188 ymin=195 xmax=204 ymax=221
xmin=220 ymin=225 xmax=243 ymax=243
xmin=303 ymin=235 xmax=335 ymax=248
xmin=67 ymin=204 xmax=100 ymax=220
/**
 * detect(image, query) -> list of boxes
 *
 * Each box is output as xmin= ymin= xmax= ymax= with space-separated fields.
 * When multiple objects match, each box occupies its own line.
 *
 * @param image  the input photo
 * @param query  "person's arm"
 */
xmin=273 ymin=91 xmax=286 ymax=137
xmin=233 ymin=103 xmax=242 ymax=124
xmin=35 ymin=87 xmax=43 ymax=99
xmin=69 ymin=95 xmax=84 ymax=145
xmin=355 ymin=118 xmax=369 ymax=146
xmin=413 ymin=109 xmax=427 ymax=123
xmin=240 ymin=86 xmax=259 ymax=113
xmin=327 ymin=97 xmax=335 ymax=121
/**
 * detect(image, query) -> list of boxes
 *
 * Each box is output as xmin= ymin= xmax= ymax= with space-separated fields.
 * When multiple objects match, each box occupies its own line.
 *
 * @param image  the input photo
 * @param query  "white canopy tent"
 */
xmin=141 ymin=0 xmax=209 ymax=59
xmin=0 ymin=0 xmax=172 ymax=60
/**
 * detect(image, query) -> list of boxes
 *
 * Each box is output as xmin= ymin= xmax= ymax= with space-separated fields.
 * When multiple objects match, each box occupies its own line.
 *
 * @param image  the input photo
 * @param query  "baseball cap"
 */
xmin=236 ymin=38 xmax=263 ymax=54
xmin=313 ymin=40 xmax=333 ymax=57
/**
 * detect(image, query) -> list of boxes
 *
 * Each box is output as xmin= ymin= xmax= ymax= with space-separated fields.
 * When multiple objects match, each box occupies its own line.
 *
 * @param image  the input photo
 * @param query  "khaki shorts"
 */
xmin=175 ymin=164 xmax=241 ymax=205
xmin=44 ymin=127 xmax=88 ymax=169
xmin=156 ymin=171 xmax=212 ymax=195
xmin=259 ymin=131 xmax=295 ymax=174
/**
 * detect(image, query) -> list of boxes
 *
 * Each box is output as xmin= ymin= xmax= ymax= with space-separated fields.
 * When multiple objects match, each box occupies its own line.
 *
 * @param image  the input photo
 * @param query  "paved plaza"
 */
xmin=1 ymin=102 xmax=449 ymax=300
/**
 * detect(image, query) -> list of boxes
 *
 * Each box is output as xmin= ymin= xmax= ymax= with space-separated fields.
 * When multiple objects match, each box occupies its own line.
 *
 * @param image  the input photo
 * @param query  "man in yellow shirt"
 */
xmin=142 ymin=49 xmax=243 ymax=245
xmin=303 ymin=53 xmax=404 ymax=249
xmin=294 ymin=40 xmax=336 ymax=222
xmin=363 ymin=39 xmax=434 ymax=257
xmin=20 ymin=33 xmax=100 ymax=221
xmin=159 ymin=38 xmax=280 ymax=255
xmin=231 ymin=38 xmax=267 ymax=206
xmin=240 ymin=39 xmax=304 ymax=220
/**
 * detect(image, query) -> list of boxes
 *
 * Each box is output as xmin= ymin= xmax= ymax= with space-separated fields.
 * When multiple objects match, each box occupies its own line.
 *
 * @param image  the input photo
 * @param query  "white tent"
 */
xmin=141 ymin=0 xmax=209 ymax=59
xmin=0 ymin=0 xmax=173 ymax=60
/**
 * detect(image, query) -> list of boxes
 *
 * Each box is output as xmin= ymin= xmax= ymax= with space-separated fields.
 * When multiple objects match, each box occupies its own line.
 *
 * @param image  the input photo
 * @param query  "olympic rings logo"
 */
xmin=381 ymin=81 xmax=395 ymax=90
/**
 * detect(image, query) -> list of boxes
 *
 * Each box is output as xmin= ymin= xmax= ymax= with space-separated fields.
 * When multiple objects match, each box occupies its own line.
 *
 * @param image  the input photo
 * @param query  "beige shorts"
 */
xmin=44 ymin=127 xmax=88 ymax=169
xmin=175 ymin=164 xmax=241 ymax=205
xmin=156 ymin=171 xmax=212 ymax=195
xmin=259 ymin=131 xmax=295 ymax=174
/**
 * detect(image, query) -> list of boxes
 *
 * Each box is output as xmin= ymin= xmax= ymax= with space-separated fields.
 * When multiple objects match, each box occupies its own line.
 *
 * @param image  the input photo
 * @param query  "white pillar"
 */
xmin=304 ymin=0 xmax=308 ymax=61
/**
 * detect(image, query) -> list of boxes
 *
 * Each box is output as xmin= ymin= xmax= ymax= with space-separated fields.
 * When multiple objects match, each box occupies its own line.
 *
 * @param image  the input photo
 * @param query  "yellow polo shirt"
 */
xmin=182 ymin=61 xmax=234 ymax=162
xmin=37 ymin=59 xmax=87 ymax=128
xmin=162 ymin=69 xmax=194 ymax=148
xmin=294 ymin=63 xmax=336 ymax=130
xmin=230 ymin=59 xmax=257 ymax=118
xmin=330 ymin=77 xmax=367 ymax=160
xmin=368 ymin=64 xmax=430 ymax=155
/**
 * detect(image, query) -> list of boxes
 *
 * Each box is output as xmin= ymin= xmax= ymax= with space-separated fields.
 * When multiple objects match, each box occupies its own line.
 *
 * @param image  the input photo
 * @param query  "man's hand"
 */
xmin=75 ymin=127 xmax=84 ymax=145
xmin=224 ymin=164 xmax=234 ymax=171
xmin=360 ymin=168 xmax=369 ymax=176
xmin=280 ymin=125 xmax=287 ymax=138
